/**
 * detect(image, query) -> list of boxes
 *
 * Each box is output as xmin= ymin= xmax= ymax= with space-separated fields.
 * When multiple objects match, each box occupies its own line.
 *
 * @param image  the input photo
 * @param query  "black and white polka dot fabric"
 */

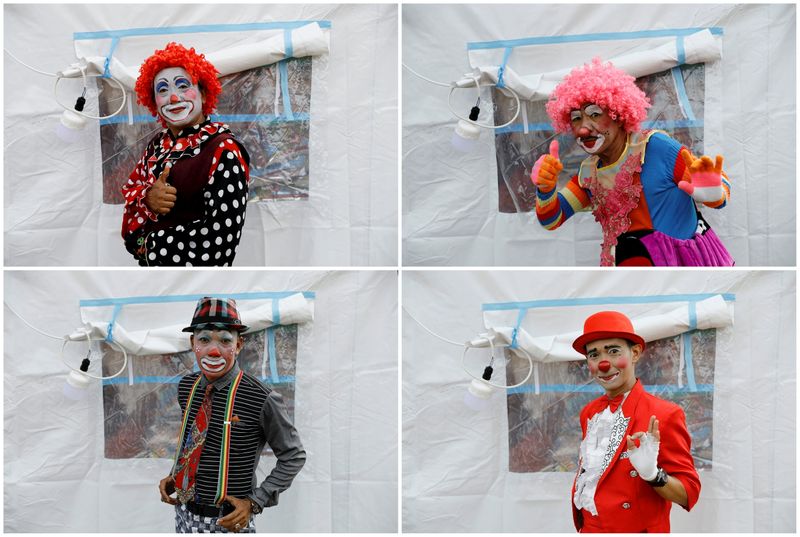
xmin=144 ymin=139 xmax=249 ymax=266
xmin=174 ymin=503 xmax=255 ymax=533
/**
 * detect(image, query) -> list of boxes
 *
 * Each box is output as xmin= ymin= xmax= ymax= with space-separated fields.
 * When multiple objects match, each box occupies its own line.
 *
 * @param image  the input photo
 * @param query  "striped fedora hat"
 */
xmin=181 ymin=297 xmax=249 ymax=333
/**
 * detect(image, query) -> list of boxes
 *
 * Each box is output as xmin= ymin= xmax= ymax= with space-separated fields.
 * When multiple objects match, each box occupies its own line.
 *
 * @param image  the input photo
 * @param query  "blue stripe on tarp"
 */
xmin=509 ymin=308 xmax=527 ymax=349
xmin=99 ymin=112 xmax=311 ymax=126
xmin=267 ymin=327 xmax=280 ymax=383
xmin=495 ymin=119 xmax=705 ymax=135
xmin=676 ymin=35 xmax=686 ymax=65
xmin=496 ymin=47 xmax=512 ymax=89
xmin=107 ymin=303 xmax=123 ymax=343
xmin=74 ymin=21 xmax=332 ymax=40
xmin=272 ymin=298 xmax=281 ymax=325
xmin=482 ymin=293 xmax=735 ymax=311
xmin=103 ymin=36 xmax=120 ymax=78
xmin=279 ymin=60 xmax=294 ymax=120
xmin=688 ymin=302 xmax=698 ymax=331
xmin=467 ymin=27 xmax=723 ymax=50
xmin=507 ymin=383 xmax=713 ymax=395
xmin=102 ymin=374 xmax=296 ymax=386
xmin=80 ymin=291 xmax=315 ymax=308
xmin=671 ymin=66 xmax=697 ymax=122
xmin=284 ymin=28 xmax=294 ymax=59
xmin=683 ymin=332 xmax=698 ymax=391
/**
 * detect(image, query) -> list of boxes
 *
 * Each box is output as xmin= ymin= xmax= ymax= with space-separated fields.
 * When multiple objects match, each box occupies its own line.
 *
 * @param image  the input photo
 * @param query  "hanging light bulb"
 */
xmin=62 ymin=355 xmax=92 ymax=400
xmin=463 ymin=360 xmax=496 ymax=411
xmin=451 ymin=99 xmax=481 ymax=152
xmin=55 ymin=94 xmax=88 ymax=143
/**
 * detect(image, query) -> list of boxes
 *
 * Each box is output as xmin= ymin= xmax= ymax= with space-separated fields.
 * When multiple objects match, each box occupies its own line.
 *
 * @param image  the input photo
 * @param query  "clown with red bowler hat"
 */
xmin=570 ymin=311 xmax=700 ymax=533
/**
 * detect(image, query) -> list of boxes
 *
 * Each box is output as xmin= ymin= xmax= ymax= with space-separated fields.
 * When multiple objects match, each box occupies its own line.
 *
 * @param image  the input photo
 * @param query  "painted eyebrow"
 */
xmin=586 ymin=344 xmax=624 ymax=353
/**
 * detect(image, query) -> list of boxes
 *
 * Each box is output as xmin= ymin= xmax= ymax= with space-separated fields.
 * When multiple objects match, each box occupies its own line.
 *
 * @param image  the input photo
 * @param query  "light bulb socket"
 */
xmin=454 ymin=119 xmax=481 ymax=141
xmin=467 ymin=378 xmax=493 ymax=400
xmin=60 ymin=109 xmax=87 ymax=131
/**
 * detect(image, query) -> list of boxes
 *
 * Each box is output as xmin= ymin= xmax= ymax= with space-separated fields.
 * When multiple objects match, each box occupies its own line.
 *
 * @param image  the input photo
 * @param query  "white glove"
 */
xmin=626 ymin=417 xmax=661 ymax=481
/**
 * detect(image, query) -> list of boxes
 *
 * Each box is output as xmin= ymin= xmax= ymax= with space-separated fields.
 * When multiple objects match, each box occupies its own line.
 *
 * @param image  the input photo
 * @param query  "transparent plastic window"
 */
xmin=493 ymin=64 xmax=705 ymax=213
xmin=98 ymin=59 xmax=312 ymax=204
xmin=100 ymin=325 xmax=297 ymax=459
xmin=505 ymin=328 xmax=715 ymax=472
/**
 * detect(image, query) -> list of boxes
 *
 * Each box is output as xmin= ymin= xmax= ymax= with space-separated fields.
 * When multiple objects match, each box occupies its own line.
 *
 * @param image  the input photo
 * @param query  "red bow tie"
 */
xmin=605 ymin=394 xmax=625 ymax=413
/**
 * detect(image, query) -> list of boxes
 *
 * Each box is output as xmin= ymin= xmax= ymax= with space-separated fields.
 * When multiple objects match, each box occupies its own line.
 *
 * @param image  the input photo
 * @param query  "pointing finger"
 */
xmin=626 ymin=435 xmax=635 ymax=450
xmin=648 ymin=415 xmax=656 ymax=434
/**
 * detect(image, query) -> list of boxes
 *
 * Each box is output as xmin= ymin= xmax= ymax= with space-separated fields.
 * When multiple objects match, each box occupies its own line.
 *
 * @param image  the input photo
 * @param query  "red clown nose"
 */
xmin=598 ymin=360 xmax=611 ymax=373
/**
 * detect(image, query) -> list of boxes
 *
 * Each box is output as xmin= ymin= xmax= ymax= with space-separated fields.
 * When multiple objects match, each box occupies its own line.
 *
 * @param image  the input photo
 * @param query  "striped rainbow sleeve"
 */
xmin=535 ymin=175 xmax=591 ymax=230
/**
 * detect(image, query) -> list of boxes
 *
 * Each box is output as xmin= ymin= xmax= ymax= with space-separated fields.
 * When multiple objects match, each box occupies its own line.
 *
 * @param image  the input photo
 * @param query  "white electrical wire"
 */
xmin=404 ymin=62 xmax=522 ymax=131
xmin=54 ymin=71 xmax=128 ymax=120
xmin=6 ymin=300 xmax=129 ymax=380
xmin=461 ymin=335 xmax=534 ymax=390
xmin=404 ymin=306 xmax=535 ymax=389
xmin=61 ymin=334 xmax=129 ymax=381
xmin=4 ymin=48 xmax=59 ymax=77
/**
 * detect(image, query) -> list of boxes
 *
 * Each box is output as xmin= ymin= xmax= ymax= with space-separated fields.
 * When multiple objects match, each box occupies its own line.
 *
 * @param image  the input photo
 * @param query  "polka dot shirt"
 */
xmin=121 ymin=121 xmax=250 ymax=266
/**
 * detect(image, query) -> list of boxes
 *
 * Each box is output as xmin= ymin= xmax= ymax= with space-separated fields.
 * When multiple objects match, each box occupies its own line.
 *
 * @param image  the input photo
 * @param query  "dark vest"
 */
xmin=149 ymin=132 xmax=249 ymax=233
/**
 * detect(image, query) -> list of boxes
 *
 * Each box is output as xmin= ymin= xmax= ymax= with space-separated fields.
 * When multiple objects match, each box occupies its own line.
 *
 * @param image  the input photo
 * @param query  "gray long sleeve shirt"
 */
xmin=176 ymin=362 xmax=306 ymax=509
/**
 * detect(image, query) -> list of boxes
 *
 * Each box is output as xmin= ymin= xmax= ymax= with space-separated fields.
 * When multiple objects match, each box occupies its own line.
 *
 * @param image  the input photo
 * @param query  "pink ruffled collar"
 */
xmin=578 ymin=133 xmax=647 ymax=266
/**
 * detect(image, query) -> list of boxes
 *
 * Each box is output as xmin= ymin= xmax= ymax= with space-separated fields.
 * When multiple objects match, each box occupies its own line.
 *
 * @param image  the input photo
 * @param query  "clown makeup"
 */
xmin=569 ymin=103 xmax=623 ymax=158
xmin=153 ymin=66 xmax=205 ymax=132
xmin=585 ymin=337 xmax=639 ymax=398
xmin=192 ymin=328 xmax=242 ymax=381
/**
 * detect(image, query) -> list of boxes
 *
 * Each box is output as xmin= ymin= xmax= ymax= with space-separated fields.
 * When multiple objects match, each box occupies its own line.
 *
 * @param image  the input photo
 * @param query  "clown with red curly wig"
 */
xmin=120 ymin=42 xmax=251 ymax=267
xmin=532 ymin=58 xmax=733 ymax=266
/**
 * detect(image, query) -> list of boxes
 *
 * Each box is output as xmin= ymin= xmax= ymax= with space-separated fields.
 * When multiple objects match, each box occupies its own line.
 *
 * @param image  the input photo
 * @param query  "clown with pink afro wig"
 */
xmin=120 ymin=42 xmax=251 ymax=267
xmin=545 ymin=58 xmax=651 ymax=134
xmin=531 ymin=58 xmax=733 ymax=267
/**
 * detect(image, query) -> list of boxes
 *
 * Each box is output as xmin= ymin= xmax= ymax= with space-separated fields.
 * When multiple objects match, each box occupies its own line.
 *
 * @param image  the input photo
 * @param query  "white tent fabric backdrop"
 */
xmin=403 ymin=270 xmax=795 ymax=532
xmin=4 ymin=4 xmax=397 ymax=266
xmin=5 ymin=270 xmax=397 ymax=532
xmin=402 ymin=4 xmax=795 ymax=266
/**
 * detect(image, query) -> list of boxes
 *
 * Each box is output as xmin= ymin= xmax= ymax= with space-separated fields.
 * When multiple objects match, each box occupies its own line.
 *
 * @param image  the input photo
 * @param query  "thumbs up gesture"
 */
xmin=530 ymin=140 xmax=563 ymax=193
xmin=144 ymin=162 xmax=177 ymax=215
xmin=678 ymin=149 xmax=725 ymax=203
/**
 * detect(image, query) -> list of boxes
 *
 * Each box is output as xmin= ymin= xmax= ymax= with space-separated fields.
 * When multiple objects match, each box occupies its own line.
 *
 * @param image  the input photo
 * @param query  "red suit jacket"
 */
xmin=571 ymin=379 xmax=701 ymax=532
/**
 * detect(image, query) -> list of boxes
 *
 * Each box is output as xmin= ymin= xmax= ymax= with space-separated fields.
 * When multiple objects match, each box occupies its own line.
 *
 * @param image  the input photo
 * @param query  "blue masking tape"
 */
xmin=688 ymin=301 xmax=698 ymax=330
xmin=683 ymin=332 xmax=698 ymax=391
xmin=74 ymin=21 xmax=331 ymax=40
xmin=496 ymin=47 xmax=513 ymax=89
xmin=267 ymin=326 xmax=280 ymax=383
xmin=272 ymin=297 xmax=281 ymax=325
xmin=510 ymin=308 xmax=528 ymax=349
xmin=494 ymin=119 xmax=705 ymax=135
xmin=106 ymin=303 xmax=123 ymax=343
xmin=676 ymin=35 xmax=686 ymax=65
xmin=99 ymin=112 xmax=310 ymax=126
xmin=103 ymin=37 xmax=120 ymax=78
xmin=102 ymin=374 xmax=296 ymax=386
xmin=482 ymin=293 xmax=735 ymax=311
xmin=279 ymin=60 xmax=294 ymax=120
xmin=80 ymin=291 xmax=315 ymax=308
xmin=284 ymin=28 xmax=294 ymax=59
xmin=671 ymin=66 xmax=697 ymax=122
xmin=467 ymin=27 xmax=723 ymax=50
xmin=507 ymin=383 xmax=713 ymax=395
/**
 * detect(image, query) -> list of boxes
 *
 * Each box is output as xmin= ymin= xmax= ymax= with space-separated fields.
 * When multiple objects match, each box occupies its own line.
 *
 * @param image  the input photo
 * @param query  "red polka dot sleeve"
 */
xmin=144 ymin=139 xmax=249 ymax=266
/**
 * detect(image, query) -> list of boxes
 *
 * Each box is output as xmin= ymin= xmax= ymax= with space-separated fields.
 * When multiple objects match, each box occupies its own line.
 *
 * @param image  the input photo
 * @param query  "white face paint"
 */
xmin=192 ymin=329 xmax=240 ymax=379
xmin=577 ymin=134 xmax=606 ymax=154
xmin=570 ymin=103 xmax=620 ymax=156
xmin=153 ymin=66 xmax=205 ymax=130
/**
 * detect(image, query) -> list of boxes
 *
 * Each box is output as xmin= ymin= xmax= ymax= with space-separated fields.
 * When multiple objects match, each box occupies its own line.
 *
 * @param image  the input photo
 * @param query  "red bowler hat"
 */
xmin=572 ymin=310 xmax=646 ymax=355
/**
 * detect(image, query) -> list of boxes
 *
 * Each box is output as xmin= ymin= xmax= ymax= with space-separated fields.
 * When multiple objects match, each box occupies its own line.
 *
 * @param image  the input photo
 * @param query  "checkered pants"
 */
xmin=175 ymin=503 xmax=256 ymax=533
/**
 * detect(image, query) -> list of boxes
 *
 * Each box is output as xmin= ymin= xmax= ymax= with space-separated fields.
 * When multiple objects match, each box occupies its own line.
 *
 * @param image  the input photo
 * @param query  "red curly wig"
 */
xmin=135 ymin=42 xmax=222 ymax=126
xmin=545 ymin=57 xmax=651 ymax=134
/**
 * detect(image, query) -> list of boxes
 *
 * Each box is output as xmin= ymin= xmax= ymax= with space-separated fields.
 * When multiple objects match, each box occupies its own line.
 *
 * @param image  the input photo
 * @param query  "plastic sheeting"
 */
xmin=5 ymin=4 xmax=398 ymax=266
xmin=5 ymin=270 xmax=398 ymax=532
xmin=403 ymin=270 xmax=795 ymax=532
xmin=403 ymin=4 xmax=795 ymax=265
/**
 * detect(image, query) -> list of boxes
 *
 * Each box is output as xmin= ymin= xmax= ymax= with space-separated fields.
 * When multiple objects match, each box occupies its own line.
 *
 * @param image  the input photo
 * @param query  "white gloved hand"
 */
xmin=626 ymin=415 xmax=661 ymax=481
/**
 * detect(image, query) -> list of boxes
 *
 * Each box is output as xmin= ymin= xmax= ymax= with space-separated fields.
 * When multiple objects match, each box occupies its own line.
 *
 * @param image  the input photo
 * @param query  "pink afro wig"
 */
xmin=545 ymin=57 xmax=651 ymax=134
xmin=134 ymin=42 xmax=222 ymax=126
